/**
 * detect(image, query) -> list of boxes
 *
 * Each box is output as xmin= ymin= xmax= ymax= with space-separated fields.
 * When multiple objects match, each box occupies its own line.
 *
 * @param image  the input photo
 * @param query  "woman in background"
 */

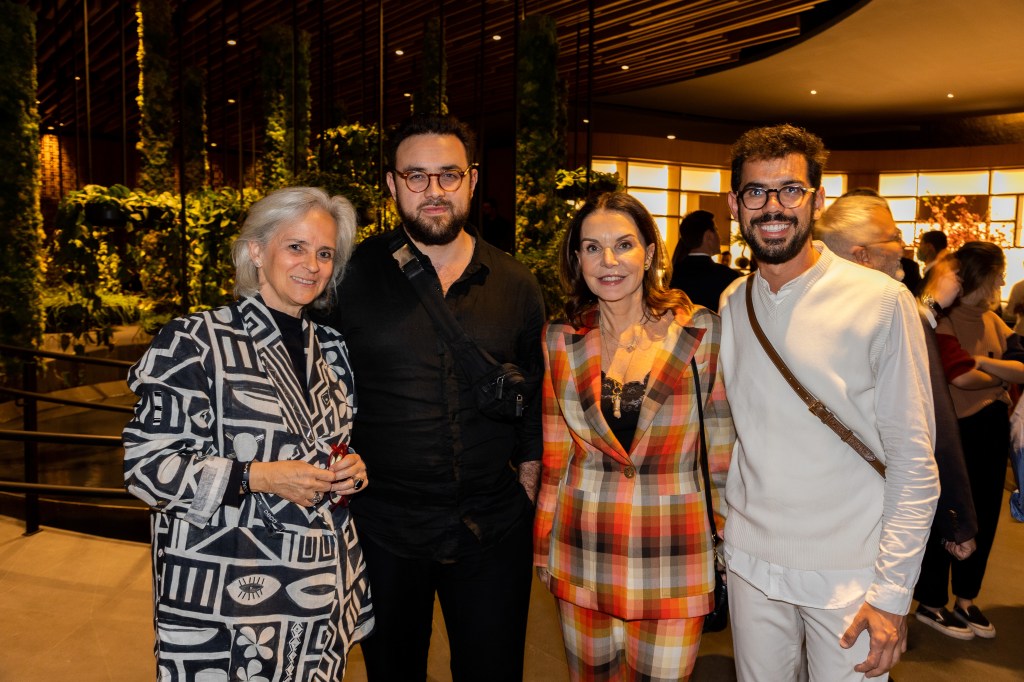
xmin=915 ymin=241 xmax=1023 ymax=640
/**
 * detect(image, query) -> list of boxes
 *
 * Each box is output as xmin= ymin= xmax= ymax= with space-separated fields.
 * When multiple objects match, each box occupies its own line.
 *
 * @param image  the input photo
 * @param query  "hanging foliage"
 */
xmin=515 ymin=14 xmax=568 ymax=315
xmin=136 ymin=0 xmax=175 ymax=193
xmin=301 ymin=122 xmax=397 ymax=240
xmin=260 ymin=25 xmax=311 ymax=189
xmin=52 ymin=185 xmax=259 ymax=342
xmin=0 ymin=0 xmax=46 ymax=370
xmin=413 ymin=16 xmax=448 ymax=116
xmin=182 ymin=66 xmax=209 ymax=192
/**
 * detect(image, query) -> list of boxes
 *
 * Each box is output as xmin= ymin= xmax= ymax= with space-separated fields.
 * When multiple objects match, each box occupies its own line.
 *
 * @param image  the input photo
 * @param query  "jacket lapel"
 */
xmin=634 ymin=311 xmax=706 ymax=444
xmin=239 ymin=296 xmax=317 ymax=446
xmin=566 ymin=326 xmax=632 ymax=465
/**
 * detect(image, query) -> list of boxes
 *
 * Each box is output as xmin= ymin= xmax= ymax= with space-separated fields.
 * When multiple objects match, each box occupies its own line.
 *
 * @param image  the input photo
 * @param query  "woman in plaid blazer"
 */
xmin=534 ymin=192 xmax=734 ymax=681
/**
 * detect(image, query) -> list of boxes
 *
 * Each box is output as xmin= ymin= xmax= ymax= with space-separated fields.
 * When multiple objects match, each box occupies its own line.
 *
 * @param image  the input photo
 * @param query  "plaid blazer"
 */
xmin=534 ymin=306 xmax=733 ymax=620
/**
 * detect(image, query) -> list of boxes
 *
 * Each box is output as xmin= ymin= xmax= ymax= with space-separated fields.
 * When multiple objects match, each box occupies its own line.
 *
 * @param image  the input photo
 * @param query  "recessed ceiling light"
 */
xmin=227 ymin=98 xmax=236 ymax=104
xmin=492 ymin=35 xmax=501 ymax=41
xmin=620 ymin=64 xmax=629 ymax=70
xmin=395 ymin=49 xmax=404 ymax=56
xmin=74 ymin=76 xmax=80 ymax=81
xmin=810 ymin=89 xmax=817 ymax=95
xmin=226 ymin=39 xmax=237 ymax=46
xmin=666 ymin=134 xmax=676 ymax=140
xmin=403 ymin=92 xmax=411 ymax=98
xmin=947 ymin=93 xmax=955 ymax=98
xmin=46 ymin=125 xmax=54 ymax=130
xmin=582 ymin=118 xmax=590 ymax=124
xmin=210 ymin=142 xmax=218 ymax=147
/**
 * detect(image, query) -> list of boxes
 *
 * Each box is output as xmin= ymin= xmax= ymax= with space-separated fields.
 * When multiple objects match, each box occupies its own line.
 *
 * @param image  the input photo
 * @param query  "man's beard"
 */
xmin=398 ymin=198 xmax=469 ymax=246
xmin=740 ymin=211 xmax=812 ymax=265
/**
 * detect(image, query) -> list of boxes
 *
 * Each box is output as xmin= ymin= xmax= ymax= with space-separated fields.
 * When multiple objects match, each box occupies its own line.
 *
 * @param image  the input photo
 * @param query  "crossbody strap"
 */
xmin=691 ymin=357 xmax=720 ymax=546
xmin=390 ymin=235 xmax=497 ymax=380
xmin=744 ymin=276 xmax=886 ymax=478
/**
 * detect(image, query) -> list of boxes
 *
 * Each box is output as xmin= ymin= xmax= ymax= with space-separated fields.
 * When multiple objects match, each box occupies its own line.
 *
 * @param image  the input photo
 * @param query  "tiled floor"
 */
xmin=1 ymin=497 xmax=1022 ymax=681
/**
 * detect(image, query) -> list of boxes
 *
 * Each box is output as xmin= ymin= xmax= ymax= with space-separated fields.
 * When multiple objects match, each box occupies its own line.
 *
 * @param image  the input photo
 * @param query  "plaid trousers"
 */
xmin=556 ymin=598 xmax=704 ymax=681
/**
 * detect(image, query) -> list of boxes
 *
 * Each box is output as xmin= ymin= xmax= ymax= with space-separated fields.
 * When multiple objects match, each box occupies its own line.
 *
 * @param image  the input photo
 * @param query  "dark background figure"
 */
xmin=719 ymin=249 xmax=733 ymax=267
xmin=668 ymin=209 xmax=740 ymax=312
xmin=902 ymin=249 xmax=924 ymax=296
xmin=327 ymin=114 xmax=545 ymax=682
xmin=480 ymin=196 xmax=515 ymax=254
xmin=919 ymin=229 xmax=949 ymax=287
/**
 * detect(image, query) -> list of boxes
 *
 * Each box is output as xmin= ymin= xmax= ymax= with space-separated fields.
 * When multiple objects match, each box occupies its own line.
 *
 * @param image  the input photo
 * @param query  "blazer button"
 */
xmin=623 ymin=465 xmax=636 ymax=478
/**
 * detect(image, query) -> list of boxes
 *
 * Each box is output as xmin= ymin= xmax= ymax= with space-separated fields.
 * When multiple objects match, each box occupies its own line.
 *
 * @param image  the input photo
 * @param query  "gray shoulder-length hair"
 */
xmin=232 ymin=186 xmax=357 ymax=311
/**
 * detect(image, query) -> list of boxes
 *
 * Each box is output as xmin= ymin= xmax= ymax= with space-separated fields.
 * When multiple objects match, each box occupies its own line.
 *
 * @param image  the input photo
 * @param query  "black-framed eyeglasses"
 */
xmin=737 ymin=185 xmax=815 ymax=210
xmin=861 ymin=231 xmax=904 ymax=247
xmin=392 ymin=164 xmax=477 ymax=193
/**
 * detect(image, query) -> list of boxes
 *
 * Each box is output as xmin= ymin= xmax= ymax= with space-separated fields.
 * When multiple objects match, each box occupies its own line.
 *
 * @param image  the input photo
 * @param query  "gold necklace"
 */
xmin=602 ymin=316 xmax=646 ymax=418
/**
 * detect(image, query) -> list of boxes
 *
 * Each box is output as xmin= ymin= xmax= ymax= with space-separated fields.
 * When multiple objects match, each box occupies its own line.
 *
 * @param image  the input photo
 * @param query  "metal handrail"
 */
xmin=0 ymin=480 xmax=132 ymax=499
xmin=0 ymin=343 xmax=135 ymax=368
xmin=0 ymin=429 xmax=122 ymax=446
xmin=0 ymin=344 xmax=139 ymax=535
xmin=0 ymin=386 xmax=134 ymax=413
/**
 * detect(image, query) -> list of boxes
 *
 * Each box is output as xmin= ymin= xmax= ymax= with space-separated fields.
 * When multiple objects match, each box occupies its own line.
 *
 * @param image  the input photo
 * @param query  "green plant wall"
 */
xmin=182 ymin=66 xmax=209 ymax=192
xmin=413 ymin=16 xmax=448 ymax=116
xmin=260 ymin=25 xmax=311 ymax=189
xmin=136 ymin=0 xmax=175 ymax=193
xmin=302 ymin=122 xmax=397 ymax=239
xmin=0 ymin=0 xmax=46 ymax=365
xmin=515 ymin=14 xmax=568 ymax=316
xmin=51 ymin=185 xmax=258 ymax=341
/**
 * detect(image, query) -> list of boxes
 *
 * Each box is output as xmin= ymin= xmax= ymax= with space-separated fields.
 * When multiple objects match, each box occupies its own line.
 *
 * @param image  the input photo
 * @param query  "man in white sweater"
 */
xmin=718 ymin=124 xmax=939 ymax=681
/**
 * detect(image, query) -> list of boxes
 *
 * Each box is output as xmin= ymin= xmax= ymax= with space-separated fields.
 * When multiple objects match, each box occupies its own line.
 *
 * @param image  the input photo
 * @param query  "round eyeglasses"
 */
xmin=393 ymin=164 xmax=477 ymax=193
xmin=737 ymin=185 xmax=814 ymax=210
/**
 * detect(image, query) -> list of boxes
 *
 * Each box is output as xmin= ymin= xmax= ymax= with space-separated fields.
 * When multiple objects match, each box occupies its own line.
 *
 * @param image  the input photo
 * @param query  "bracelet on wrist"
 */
xmin=240 ymin=461 xmax=252 ymax=495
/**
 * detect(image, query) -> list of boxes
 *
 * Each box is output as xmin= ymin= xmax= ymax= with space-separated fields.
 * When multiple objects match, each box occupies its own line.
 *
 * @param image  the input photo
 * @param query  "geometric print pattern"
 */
xmin=124 ymin=295 xmax=373 ymax=681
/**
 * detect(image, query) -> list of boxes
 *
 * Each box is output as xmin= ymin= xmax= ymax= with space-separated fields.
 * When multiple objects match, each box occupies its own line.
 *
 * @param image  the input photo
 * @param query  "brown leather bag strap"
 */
xmin=744 ymin=277 xmax=886 ymax=478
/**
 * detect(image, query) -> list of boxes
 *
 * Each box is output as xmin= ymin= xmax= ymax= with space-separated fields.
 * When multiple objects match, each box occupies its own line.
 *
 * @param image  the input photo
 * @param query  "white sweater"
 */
xmin=719 ymin=243 xmax=939 ymax=613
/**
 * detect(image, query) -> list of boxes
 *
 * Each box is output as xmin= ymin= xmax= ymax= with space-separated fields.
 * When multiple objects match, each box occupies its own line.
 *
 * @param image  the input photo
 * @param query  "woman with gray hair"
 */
xmin=124 ymin=187 xmax=373 ymax=681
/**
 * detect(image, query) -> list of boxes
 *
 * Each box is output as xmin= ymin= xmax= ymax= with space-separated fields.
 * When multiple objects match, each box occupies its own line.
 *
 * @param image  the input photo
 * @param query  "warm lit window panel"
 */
xmin=592 ymin=160 xmax=620 ymax=176
xmin=628 ymin=163 xmax=670 ymax=188
xmin=628 ymin=189 xmax=669 ymax=217
xmin=821 ymin=174 xmax=845 ymax=199
xmin=678 ymin=167 xmax=721 ymax=193
xmin=992 ymin=169 xmax=1024 ymax=195
xmin=652 ymin=215 xmax=669 ymax=242
xmin=889 ymin=198 xmax=917 ymax=222
xmin=918 ymin=171 xmax=989 ymax=196
xmin=990 ymin=196 xmax=1017 ymax=221
xmin=879 ymin=173 xmax=918 ymax=197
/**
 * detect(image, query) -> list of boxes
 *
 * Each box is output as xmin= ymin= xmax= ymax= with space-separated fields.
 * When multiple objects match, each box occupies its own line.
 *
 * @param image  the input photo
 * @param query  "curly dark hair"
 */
xmin=729 ymin=123 xmax=829 ymax=192
xmin=559 ymin=191 xmax=691 ymax=327
xmin=388 ymin=113 xmax=476 ymax=167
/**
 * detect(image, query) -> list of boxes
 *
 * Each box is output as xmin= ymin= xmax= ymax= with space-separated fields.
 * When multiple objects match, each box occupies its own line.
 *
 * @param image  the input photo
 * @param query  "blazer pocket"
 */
xmin=652 ymin=491 xmax=714 ymax=598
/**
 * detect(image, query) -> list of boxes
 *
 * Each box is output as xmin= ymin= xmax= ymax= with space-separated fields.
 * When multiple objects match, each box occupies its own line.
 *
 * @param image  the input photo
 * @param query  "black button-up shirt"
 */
xmin=326 ymin=227 xmax=544 ymax=561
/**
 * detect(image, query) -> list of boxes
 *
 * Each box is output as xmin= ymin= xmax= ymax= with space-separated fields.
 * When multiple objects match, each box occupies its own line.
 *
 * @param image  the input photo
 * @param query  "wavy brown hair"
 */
xmin=559 ymin=191 xmax=691 ymax=327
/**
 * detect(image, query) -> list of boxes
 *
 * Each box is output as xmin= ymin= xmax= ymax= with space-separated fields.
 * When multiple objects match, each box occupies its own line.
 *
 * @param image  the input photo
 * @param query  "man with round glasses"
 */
xmin=326 ymin=113 xmax=544 ymax=681
xmin=717 ymin=124 xmax=938 ymax=681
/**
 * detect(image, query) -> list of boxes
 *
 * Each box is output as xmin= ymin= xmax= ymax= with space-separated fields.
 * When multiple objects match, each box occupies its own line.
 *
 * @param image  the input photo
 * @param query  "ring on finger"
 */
xmin=311 ymin=491 xmax=322 ymax=505
xmin=353 ymin=477 xmax=364 ymax=491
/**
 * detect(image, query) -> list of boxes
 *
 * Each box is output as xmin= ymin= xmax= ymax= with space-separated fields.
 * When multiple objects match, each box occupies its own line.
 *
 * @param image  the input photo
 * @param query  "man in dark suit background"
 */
xmin=669 ymin=209 xmax=740 ymax=311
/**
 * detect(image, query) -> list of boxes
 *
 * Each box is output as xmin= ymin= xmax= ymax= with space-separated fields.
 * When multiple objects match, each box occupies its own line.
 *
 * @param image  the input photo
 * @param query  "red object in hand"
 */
xmin=330 ymin=441 xmax=350 ymax=509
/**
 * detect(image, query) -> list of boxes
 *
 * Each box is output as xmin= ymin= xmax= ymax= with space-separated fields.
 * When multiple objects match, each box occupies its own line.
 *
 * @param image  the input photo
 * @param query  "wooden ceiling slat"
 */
xmin=30 ymin=0 xmax=844 ymax=152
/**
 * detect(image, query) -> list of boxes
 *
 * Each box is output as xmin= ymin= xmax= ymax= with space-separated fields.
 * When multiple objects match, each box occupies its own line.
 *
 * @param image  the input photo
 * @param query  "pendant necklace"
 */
xmin=603 ymin=317 xmax=645 ymax=419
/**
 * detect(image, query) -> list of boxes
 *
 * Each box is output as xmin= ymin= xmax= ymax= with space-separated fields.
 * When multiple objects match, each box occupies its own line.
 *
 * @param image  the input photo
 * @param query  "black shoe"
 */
xmin=952 ymin=604 xmax=996 ymax=638
xmin=915 ymin=605 xmax=974 ymax=639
